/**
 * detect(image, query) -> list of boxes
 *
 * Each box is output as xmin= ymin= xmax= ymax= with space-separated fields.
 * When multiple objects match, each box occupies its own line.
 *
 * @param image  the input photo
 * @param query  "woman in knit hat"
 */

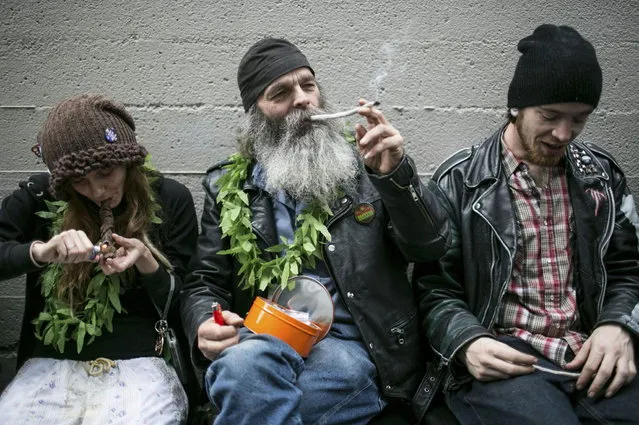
xmin=0 ymin=94 xmax=198 ymax=424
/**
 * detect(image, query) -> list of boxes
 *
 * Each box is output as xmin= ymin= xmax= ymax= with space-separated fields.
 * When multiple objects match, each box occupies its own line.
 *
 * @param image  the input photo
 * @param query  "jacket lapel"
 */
xmin=466 ymin=128 xmax=517 ymax=262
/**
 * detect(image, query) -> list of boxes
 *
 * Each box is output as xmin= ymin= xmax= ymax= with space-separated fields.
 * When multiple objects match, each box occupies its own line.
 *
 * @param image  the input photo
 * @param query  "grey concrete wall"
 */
xmin=1 ymin=0 xmax=637 ymax=389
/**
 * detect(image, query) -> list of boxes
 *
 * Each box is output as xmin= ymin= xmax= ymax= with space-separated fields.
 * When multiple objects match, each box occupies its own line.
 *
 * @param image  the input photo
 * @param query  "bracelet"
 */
xmin=29 ymin=241 xmax=48 ymax=268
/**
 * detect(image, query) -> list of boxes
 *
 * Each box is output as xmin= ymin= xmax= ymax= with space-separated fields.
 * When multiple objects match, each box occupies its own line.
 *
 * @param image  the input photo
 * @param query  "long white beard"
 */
xmin=246 ymin=107 xmax=359 ymax=205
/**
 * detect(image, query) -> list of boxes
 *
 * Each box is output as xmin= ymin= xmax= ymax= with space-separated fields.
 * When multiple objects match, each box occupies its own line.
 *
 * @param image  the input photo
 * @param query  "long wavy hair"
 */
xmin=54 ymin=165 xmax=170 ymax=310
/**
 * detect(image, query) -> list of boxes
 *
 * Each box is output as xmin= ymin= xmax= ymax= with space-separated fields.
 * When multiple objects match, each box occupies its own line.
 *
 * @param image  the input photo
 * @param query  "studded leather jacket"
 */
xmin=181 ymin=155 xmax=450 ymax=401
xmin=412 ymin=127 xmax=639 ymax=421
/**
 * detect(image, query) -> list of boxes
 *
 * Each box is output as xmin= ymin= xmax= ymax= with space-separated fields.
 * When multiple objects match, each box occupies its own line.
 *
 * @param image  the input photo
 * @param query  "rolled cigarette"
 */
xmin=309 ymin=101 xmax=380 ymax=121
xmin=532 ymin=364 xmax=581 ymax=378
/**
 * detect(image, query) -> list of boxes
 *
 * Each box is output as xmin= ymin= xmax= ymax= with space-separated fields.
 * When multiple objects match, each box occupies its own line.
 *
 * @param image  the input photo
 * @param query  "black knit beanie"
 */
xmin=237 ymin=38 xmax=314 ymax=112
xmin=507 ymin=24 xmax=602 ymax=109
xmin=37 ymin=94 xmax=147 ymax=200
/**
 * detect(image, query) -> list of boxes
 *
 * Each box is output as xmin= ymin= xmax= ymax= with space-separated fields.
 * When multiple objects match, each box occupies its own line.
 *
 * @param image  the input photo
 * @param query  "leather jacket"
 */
xmin=412 ymin=127 xmax=639 ymax=420
xmin=181 ymin=154 xmax=450 ymax=401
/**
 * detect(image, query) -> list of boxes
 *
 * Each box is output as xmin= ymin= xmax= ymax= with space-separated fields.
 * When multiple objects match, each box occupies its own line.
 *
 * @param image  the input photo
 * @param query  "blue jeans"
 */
xmin=205 ymin=328 xmax=386 ymax=425
xmin=447 ymin=336 xmax=639 ymax=425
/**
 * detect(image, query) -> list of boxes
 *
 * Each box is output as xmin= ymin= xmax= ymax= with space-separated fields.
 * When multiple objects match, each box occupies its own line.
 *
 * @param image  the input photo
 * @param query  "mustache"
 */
xmin=256 ymin=106 xmax=336 ymax=143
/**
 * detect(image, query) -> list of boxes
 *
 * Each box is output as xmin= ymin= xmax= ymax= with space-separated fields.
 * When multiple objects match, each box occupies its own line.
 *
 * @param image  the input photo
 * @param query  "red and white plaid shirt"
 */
xmin=495 ymin=142 xmax=586 ymax=366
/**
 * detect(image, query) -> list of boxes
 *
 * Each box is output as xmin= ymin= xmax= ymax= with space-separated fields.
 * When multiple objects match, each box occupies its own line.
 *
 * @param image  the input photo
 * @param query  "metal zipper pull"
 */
xmin=390 ymin=327 xmax=405 ymax=345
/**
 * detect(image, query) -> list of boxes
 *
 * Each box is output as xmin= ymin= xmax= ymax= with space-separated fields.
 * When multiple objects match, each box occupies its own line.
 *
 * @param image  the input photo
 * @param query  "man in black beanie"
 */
xmin=181 ymin=38 xmax=450 ymax=424
xmin=413 ymin=24 xmax=639 ymax=424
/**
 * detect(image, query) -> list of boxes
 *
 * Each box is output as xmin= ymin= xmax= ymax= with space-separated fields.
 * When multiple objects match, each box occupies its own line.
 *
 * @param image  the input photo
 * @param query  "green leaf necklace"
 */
xmin=216 ymin=153 xmax=332 ymax=292
xmin=32 ymin=200 xmax=126 ymax=354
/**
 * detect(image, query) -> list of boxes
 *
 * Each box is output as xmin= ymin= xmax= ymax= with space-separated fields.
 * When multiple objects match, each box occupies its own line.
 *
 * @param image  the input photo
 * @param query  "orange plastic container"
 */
xmin=244 ymin=296 xmax=322 ymax=357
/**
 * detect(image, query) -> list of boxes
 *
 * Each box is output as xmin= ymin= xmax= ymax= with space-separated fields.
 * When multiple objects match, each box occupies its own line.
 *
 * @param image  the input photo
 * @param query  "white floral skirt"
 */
xmin=0 ymin=357 xmax=188 ymax=425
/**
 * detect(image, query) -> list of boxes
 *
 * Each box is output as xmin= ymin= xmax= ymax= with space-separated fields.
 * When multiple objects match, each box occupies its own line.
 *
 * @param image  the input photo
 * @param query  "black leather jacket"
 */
xmin=412 ymin=127 xmax=639 ymax=420
xmin=181 ymin=154 xmax=450 ymax=401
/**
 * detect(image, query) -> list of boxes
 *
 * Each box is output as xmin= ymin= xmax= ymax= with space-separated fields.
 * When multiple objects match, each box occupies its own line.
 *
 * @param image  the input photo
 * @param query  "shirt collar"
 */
xmin=501 ymin=139 xmax=525 ymax=179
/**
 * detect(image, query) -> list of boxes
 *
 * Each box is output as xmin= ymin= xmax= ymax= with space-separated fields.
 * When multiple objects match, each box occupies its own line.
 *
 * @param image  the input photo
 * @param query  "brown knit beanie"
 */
xmin=37 ymin=94 xmax=148 ymax=200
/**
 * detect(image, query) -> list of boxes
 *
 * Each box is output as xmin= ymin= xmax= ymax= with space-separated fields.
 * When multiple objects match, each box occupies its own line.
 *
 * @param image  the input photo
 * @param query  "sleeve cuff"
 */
xmin=366 ymin=155 xmax=415 ymax=187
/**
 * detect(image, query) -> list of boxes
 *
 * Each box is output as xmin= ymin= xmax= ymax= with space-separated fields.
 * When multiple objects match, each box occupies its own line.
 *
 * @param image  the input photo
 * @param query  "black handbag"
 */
xmin=153 ymin=272 xmax=190 ymax=387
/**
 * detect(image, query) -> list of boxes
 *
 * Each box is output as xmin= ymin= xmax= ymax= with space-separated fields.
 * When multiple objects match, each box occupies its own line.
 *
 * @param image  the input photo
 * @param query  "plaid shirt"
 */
xmin=495 ymin=141 xmax=586 ymax=366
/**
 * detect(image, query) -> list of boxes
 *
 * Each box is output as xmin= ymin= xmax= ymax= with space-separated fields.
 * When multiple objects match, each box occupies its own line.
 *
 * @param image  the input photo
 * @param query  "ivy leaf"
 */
xmin=317 ymin=223 xmax=331 ymax=242
xmin=105 ymin=308 xmax=114 ymax=333
xmin=35 ymin=211 xmax=57 ymax=219
xmin=218 ymin=246 xmax=243 ymax=255
xmin=290 ymin=261 xmax=299 ymax=276
xmin=76 ymin=322 xmax=86 ymax=353
xmin=303 ymin=241 xmax=315 ymax=254
xmin=237 ymin=190 xmax=249 ymax=206
xmin=57 ymin=324 xmax=68 ymax=353
xmin=56 ymin=308 xmax=72 ymax=318
xmin=37 ymin=312 xmax=53 ymax=321
xmin=287 ymin=278 xmax=297 ymax=291
xmin=86 ymin=272 xmax=105 ymax=295
xmin=43 ymin=326 xmax=54 ymax=345
xmin=107 ymin=279 xmax=122 ymax=313
xmin=264 ymin=244 xmax=287 ymax=253
xmin=85 ymin=322 xmax=96 ymax=336
xmin=229 ymin=206 xmax=241 ymax=221
xmin=241 ymin=240 xmax=253 ymax=253
xmin=280 ymin=262 xmax=290 ymax=286
xmin=259 ymin=273 xmax=271 ymax=291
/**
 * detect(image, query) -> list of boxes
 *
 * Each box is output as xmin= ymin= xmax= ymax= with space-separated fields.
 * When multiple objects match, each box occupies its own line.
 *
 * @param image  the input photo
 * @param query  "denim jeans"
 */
xmin=446 ymin=336 xmax=639 ymax=425
xmin=205 ymin=327 xmax=386 ymax=425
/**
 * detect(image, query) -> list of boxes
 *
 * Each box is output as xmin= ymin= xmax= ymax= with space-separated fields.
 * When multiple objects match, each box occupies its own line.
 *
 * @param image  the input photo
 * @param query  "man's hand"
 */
xmin=460 ymin=337 xmax=537 ymax=381
xmin=197 ymin=310 xmax=244 ymax=360
xmin=565 ymin=324 xmax=636 ymax=398
xmin=355 ymin=98 xmax=404 ymax=174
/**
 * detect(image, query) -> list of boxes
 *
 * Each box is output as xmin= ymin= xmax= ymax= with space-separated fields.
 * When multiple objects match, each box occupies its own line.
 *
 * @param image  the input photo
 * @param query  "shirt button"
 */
xmin=347 ymin=292 xmax=354 ymax=299
xmin=546 ymin=258 xmax=551 ymax=264
xmin=341 ymin=197 xmax=348 ymax=204
xmin=328 ymin=244 xmax=336 ymax=252
xmin=543 ymin=220 xmax=548 ymax=226
xmin=550 ymin=295 xmax=555 ymax=301
xmin=369 ymin=343 xmax=374 ymax=350
xmin=385 ymin=385 xmax=392 ymax=391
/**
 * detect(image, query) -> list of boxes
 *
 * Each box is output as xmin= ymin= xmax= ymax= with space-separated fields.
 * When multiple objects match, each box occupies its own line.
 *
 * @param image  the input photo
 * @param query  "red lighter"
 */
xmin=212 ymin=302 xmax=225 ymax=325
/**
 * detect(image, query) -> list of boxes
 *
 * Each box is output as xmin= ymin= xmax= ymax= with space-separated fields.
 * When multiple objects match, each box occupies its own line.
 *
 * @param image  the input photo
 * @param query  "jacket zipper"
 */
xmin=390 ymin=315 xmax=413 ymax=345
xmin=596 ymin=185 xmax=615 ymax=314
xmin=408 ymin=184 xmax=436 ymax=226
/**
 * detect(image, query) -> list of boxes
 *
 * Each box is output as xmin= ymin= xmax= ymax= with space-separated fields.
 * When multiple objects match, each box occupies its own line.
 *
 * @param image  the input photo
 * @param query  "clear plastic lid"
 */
xmin=271 ymin=275 xmax=334 ymax=340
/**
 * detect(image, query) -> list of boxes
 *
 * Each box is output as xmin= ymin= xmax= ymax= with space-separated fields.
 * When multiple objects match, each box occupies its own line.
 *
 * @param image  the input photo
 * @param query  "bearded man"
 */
xmin=180 ymin=38 xmax=450 ymax=425
xmin=413 ymin=24 xmax=639 ymax=425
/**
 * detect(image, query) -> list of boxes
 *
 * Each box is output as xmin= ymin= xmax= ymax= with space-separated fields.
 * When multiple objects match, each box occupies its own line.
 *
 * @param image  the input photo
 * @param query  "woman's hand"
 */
xmin=31 ymin=230 xmax=95 ymax=264
xmin=100 ymin=233 xmax=159 ymax=275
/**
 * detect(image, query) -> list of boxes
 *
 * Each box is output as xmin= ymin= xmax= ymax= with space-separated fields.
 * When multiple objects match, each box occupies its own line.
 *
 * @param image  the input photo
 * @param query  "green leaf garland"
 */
xmin=216 ymin=153 xmax=333 ymax=292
